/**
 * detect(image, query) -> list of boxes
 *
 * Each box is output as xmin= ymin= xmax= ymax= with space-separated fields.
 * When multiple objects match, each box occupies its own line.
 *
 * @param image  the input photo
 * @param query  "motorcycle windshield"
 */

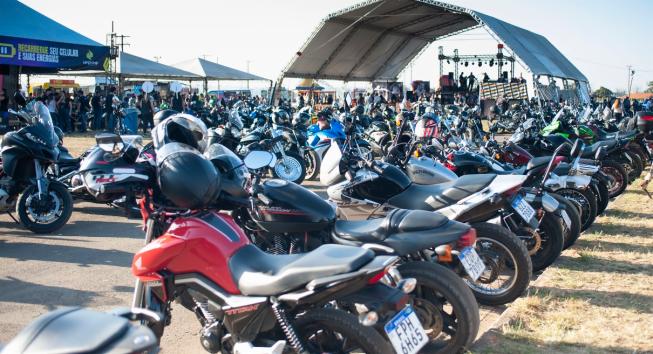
xmin=32 ymin=101 xmax=58 ymax=147
xmin=229 ymin=109 xmax=244 ymax=130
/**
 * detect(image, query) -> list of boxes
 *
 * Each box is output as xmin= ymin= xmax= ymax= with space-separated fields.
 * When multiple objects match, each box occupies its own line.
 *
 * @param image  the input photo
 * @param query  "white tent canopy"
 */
xmin=174 ymin=58 xmax=268 ymax=81
xmin=281 ymin=0 xmax=587 ymax=83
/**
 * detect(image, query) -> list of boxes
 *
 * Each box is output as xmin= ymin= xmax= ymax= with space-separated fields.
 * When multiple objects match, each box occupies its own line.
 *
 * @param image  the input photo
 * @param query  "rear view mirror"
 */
xmin=570 ymin=139 xmax=582 ymax=158
xmin=244 ymin=150 xmax=274 ymax=170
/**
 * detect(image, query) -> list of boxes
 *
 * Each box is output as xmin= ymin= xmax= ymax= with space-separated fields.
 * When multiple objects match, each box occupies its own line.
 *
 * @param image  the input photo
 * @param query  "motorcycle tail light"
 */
xmin=367 ymin=268 xmax=389 ymax=285
xmin=502 ymin=185 xmax=523 ymax=198
xmin=456 ymin=228 xmax=477 ymax=249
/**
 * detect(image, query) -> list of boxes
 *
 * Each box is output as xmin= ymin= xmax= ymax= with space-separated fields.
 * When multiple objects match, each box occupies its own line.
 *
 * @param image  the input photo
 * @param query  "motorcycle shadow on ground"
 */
xmin=0 ymin=276 xmax=101 ymax=310
xmin=527 ymin=285 xmax=653 ymax=314
xmin=0 ymin=240 xmax=134 ymax=268
xmin=0 ymin=219 xmax=142 ymax=239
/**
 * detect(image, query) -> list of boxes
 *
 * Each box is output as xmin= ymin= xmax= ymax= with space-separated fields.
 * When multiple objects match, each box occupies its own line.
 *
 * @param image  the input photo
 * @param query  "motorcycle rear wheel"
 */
xmin=398 ymin=262 xmax=480 ymax=354
xmin=549 ymin=193 xmax=583 ymax=250
xmin=294 ymin=308 xmax=393 ymax=354
xmin=529 ymin=213 xmax=565 ymax=272
xmin=556 ymin=188 xmax=597 ymax=232
xmin=601 ymin=160 xmax=628 ymax=198
xmin=593 ymin=179 xmax=610 ymax=216
xmin=304 ymin=149 xmax=320 ymax=181
xmin=466 ymin=222 xmax=532 ymax=306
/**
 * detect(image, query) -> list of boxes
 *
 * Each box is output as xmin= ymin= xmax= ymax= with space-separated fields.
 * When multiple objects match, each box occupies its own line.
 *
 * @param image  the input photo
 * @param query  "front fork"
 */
xmin=34 ymin=160 xmax=49 ymax=199
xmin=132 ymin=218 xmax=157 ymax=308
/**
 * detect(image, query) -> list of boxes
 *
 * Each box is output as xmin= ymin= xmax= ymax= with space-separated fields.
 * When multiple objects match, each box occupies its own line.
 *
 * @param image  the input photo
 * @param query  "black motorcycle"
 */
xmin=0 ymin=102 xmax=73 ymax=233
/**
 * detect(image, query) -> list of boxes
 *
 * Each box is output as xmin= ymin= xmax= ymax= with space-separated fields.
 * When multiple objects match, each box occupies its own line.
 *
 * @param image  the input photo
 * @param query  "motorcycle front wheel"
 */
xmin=17 ymin=183 xmax=73 ymax=234
xmin=398 ymin=261 xmax=480 ymax=354
xmin=556 ymin=188 xmax=597 ymax=232
xmin=601 ymin=160 xmax=628 ymax=198
xmin=272 ymin=151 xmax=306 ymax=184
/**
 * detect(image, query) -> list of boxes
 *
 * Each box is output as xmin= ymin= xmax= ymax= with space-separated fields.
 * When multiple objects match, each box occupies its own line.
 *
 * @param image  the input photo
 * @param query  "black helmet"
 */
xmin=152 ymin=113 xmax=208 ymax=151
xmin=355 ymin=105 xmax=364 ymax=116
xmin=153 ymin=109 xmax=178 ymax=127
xmin=157 ymin=143 xmax=221 ymax=209
xmin=272 ymin=109 xmax=290 ymax=125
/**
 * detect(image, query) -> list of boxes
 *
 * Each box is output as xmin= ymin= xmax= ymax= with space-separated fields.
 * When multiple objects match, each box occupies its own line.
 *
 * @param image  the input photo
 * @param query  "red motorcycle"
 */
xmin=131 ymin=198 xmax=422 ymax=354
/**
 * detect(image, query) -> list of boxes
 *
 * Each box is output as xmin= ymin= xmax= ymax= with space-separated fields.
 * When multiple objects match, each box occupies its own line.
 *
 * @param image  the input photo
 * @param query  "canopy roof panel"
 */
xmin=0 ymin=0 xmax=102 ymax=46
xmin=174 ymin=58 xmax=268 ymax=81
xmin=118 ymin=52 xmax=200 ymax=80
xmin=282 ymin=0 xmax=587 ymax=82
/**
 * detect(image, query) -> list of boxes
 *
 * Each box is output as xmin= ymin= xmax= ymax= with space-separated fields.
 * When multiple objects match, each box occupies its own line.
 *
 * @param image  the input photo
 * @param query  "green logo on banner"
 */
xmin=86 ymin=50 xmax=94 ymax=60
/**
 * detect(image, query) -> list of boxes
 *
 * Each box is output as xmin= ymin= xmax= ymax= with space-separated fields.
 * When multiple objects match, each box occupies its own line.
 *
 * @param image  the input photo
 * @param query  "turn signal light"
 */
xmin=435 ymin=245 xmax=453 ymax=262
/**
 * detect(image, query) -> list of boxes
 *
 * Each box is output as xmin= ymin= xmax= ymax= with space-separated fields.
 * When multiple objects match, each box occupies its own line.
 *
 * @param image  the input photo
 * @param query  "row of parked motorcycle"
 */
xmin=1 ymin=97 xmax=653 ymax=354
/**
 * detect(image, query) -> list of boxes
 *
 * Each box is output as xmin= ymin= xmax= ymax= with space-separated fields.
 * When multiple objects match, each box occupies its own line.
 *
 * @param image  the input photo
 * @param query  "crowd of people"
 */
xmin=593 ymin=95 xmax=653 ymax=119
xmin=0 ymin=85 xmax=268 ymax=135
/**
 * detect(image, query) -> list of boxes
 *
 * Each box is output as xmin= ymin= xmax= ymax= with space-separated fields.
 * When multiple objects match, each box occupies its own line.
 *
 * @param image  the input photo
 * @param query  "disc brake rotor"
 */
xmin=26 ymin=191 xmax=62 ymax=223
xmin=274 ymin=156 xmax=302 ymax=181
xmin=516 ymin=226 xmax=541 ymax=256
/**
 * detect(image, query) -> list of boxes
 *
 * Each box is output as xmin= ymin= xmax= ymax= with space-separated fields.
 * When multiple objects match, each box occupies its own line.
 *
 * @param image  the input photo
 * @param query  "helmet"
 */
xmin=355 ymin=105 xmax=365 ymax=116
xmin=317 ymin=108 xmax=332 ymax=120
xmin=153 ymin=109 xmax=178 ymax=126
xmin=272 ymin=109 xmax=290 ymax=125
xmin=157 ymin=143 xmax=221 ymax=209
xmin=152 ymin=113 xmax=208 ymax=151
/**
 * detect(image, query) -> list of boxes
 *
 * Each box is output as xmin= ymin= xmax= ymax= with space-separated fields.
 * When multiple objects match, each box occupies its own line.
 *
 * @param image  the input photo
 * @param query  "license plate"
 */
xmin=384 ymin=306 xmax=428 ymax=354
xmin=459 ymin=247 xmax=485 ymax=281
xmin=511 ymin=195 xmax=536 ymax=224
xmin=561 ymin=210 xmax=572 ymax=229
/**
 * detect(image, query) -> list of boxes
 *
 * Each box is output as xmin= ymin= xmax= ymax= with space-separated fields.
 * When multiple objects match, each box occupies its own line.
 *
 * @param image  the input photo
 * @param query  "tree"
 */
xmin=646 ymin=81 xmax=653 ymax=93
xmin=592 ymin=86 xmax=614 ymax=98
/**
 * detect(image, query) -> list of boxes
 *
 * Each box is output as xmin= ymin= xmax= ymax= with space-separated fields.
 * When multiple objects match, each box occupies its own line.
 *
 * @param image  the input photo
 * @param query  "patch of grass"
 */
xmin=475 ymin=179 xmax=653 ymax=353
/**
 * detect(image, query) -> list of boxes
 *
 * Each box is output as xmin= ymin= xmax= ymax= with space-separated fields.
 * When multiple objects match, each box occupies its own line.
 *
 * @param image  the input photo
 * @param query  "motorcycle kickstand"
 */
xmin=6 ymin=212 xmax=19 ymax=224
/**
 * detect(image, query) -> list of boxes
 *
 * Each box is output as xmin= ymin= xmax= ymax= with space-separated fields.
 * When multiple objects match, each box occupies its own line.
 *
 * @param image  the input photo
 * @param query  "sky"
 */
xmin=19 ymin=0 xmax=653 ymax=92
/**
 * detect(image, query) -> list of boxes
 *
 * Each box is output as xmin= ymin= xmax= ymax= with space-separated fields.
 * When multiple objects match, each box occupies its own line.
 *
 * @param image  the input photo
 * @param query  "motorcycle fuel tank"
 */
xmin=255 ymin=179 xmax=336 ymax=233
xmin=406 ymin=157 xmax=457 ymax=185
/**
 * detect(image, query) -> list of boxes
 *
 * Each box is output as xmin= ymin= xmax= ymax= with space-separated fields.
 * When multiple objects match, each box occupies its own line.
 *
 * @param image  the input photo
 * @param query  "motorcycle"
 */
xmin=1 ymin=307 xmax=162 ymax=354
xmin=0 ymin=102 xmax=73 ymax=233
xmin=206 ymin=146 xmax=481 ymax=350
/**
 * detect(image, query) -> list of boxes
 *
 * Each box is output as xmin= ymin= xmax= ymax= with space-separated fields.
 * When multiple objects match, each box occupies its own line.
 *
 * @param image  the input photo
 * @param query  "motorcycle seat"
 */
xmin=229 ymin=244 xmax=374 ymax=296
xmin=599 ymin=130 xmax=636 ymax=140
xmin=57 ymin=156 xmax=80 ymax=165
xmin=387 ymin=174 xmax=496 ymax=211
xmin=526 ymin=156 xmax=553 ymax=171
xmin=1 ymin=307 xmax=154 ymax=354
xmin=582 ymin=140 xmax=616 ymax=157
xmin=332 ymin=209 xmax=467 ymax=255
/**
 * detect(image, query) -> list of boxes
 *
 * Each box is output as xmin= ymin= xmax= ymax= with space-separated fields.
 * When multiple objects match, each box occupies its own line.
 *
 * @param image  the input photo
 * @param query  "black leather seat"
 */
xmin=387 ymin=174 xmax=496 ymax=211
xmin=526 ymin=156 xmax=553 ymax=171
xmin=229 ymin=244 xmax=374 ymax=296
xmin=332 ymin=209 xmax=469 ymax=255
xmin=1 ymin=307 xmax=156 ymax=354
xmin=581 ymin=140 xmax=616 ymax=157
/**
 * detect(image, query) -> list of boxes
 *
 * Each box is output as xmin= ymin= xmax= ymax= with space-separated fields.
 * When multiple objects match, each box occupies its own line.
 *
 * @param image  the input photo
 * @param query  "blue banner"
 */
xmin=0 ymin=35 xmax=110 ymax=71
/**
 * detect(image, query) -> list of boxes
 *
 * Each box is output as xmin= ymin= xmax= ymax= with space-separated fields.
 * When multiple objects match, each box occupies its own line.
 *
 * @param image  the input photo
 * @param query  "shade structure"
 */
xmin=296 ymin=78 xmax=324 ymax=90
xmin=174 ymin=58 xmax=268 ymax=81
xmin=117 ymin=52 xmax=200 ymax=80
xmin=282 ymin=0 xmax=587 ymax=83
xmin=0 ymin=0 xmax=109 ymax=72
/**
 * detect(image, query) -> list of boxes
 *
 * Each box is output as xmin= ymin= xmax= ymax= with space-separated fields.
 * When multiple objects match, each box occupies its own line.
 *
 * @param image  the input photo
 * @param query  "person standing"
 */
xmin=138 ymin=92 xmax=155 ymax=134
xmin=75 ymin=90 xmax=89 ymax=132
xmin=0 ymin=89 xmax=9 ymax=129
xmin=58 ymin=93 xmax=72 ymax=132
xmin=171 ymin=92 xmax=182 ymax=112
xmin=105 ymin=87 xmax=116 ymax=132
xmin=91 ymin=90 xmax=103 ymax=130
xmin=623 ymin=96 xmax=631 ymax=117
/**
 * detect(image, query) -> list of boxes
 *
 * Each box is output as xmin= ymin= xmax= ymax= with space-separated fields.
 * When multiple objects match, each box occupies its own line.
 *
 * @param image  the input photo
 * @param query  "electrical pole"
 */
xmin=154 ymin=56 xmax=162 ymax=63
xmin=246 ymin=60 xmax=251 ymax=90
xmin=107 ymin=21 xmax=129 ymax=92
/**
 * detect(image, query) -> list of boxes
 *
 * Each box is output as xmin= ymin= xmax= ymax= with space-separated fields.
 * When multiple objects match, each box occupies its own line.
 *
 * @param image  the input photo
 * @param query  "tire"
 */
xmin=530 ymin=213 xmax=565 ymax=272
xmin=272 ymin=151 xmax=306 ymax=184
xmin=16 ymin=183 xmax=73 ymax=234
xmin=593 ymin=179 xmax=610 ymax=216
xmin=294 ymin=308 xmax=393 ymax=354
xmin=549 ymin=193 xmax=582 ymax=250
xmin=556 ymin=188 xmax=597 ymax=232
xmin=629 ymin=144 xmax=648 ymax=166
xmin=466 ymin=222 xmax=532 ymax=306
xmin=398 ymin=262 xmax=480 ymax=354
xmin=601 ymin=160 xmax=628 ymax=198
xmin=628 ymin=151 xmax=644 ymax=179
xmin=304 ymin=149 xmax=320 ymax=181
